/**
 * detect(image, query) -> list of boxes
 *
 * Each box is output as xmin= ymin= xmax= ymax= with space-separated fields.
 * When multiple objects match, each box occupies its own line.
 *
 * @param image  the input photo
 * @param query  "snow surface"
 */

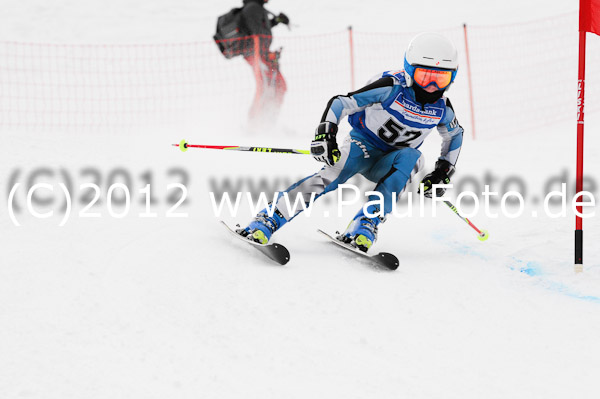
xmin=1 ymin=1 xmax=600 ymax=399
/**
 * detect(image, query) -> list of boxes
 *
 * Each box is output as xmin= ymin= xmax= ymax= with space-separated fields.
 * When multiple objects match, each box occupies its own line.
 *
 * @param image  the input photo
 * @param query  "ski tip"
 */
xmin=377 ymin=252 xmax=400 ymax=271
xmin=271 ymin=243 xmax=291 ymax=265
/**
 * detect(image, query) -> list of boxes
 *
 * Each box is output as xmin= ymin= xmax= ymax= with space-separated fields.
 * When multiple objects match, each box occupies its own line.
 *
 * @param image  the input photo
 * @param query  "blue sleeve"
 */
xmin=437 ymin=98 xmax=464 ymax=166
xmin=321 ymin=77 xmax=395 ymax=124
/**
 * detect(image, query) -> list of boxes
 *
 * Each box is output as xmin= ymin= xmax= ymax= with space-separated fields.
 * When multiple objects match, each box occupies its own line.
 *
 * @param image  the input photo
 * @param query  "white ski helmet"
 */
xmin=403 ymin=32 xmax=459 ymax=91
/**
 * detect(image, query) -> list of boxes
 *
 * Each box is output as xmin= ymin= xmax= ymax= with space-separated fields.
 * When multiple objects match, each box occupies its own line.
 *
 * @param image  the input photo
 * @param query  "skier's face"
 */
xmin=423 ymin=85 xmax=441 ymax=93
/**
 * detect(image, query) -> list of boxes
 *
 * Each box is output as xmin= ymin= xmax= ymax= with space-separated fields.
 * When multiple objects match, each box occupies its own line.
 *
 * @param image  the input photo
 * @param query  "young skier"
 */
xmin=237 ymin=32 xmax=464 ymax=252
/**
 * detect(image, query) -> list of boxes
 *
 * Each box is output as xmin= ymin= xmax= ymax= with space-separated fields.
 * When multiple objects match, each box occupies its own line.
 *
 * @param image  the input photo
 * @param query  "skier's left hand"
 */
xmin=311 ymin=122 xmax=340 ymax=167
xmin=419 ymin=159 xmax=455 ymax=198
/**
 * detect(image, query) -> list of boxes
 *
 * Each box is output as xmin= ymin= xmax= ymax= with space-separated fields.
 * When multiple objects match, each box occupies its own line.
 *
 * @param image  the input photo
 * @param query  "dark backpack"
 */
xmin=213 ymin=8 xmax=248 ymax=59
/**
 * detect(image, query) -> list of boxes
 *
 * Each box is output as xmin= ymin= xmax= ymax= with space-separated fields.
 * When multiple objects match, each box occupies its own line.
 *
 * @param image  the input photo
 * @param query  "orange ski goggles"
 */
xmin=413 ymin=67 xmax=455 ymax=90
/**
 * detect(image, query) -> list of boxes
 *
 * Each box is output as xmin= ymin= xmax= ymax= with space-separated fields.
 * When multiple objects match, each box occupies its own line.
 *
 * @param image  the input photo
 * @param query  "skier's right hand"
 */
xmin=274 ymin=13 xmax=290 ymax=26
xmin=311 ymin=122 xmax=340 ymax=167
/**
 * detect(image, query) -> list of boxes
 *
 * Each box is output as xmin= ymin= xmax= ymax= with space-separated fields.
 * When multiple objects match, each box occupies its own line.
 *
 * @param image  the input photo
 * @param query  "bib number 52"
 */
xmin=378 ymin=119 xmax=421 ymax=147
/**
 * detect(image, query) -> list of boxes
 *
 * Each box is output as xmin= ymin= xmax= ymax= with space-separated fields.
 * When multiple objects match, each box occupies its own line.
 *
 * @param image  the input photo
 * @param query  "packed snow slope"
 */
xmin=2 ymin=123 xmax=600 ymax=399
xmin=1 ymin=1 xmax=600 ymax=399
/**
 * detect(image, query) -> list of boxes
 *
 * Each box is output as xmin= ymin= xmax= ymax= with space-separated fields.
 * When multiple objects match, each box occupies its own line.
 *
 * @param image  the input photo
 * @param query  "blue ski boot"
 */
xmin=339 ymin=207 xmax=385 ymax=252
xmin=237 ymin=208 xmax=288 ymax=244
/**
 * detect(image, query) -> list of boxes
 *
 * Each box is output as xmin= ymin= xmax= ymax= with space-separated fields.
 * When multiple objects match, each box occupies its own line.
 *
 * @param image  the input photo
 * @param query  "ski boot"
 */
xmin=237 ymin=208 xmax=287 ymax=244
xmin=339 ymin=207 xmax=385 ymax=252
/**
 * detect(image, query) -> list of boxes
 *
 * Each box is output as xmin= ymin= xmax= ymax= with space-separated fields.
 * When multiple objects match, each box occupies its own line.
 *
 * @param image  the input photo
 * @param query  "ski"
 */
xmin=221 ymin=221 xmax=290 ymax=265
xmin=317 ymin=229 xmax=399 ymax=270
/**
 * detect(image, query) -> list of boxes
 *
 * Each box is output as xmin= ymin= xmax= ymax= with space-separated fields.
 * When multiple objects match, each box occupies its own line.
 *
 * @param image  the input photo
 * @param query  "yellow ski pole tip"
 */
xmin=478 ymin=229 xmax=489 ymax=242
xmin=179 ymin=139 xmax=188 ymax=152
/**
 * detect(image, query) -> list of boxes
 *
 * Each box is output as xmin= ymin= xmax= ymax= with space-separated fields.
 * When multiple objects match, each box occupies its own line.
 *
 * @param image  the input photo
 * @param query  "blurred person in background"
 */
xmin=240 ymin=0 xmax=290 ymax=130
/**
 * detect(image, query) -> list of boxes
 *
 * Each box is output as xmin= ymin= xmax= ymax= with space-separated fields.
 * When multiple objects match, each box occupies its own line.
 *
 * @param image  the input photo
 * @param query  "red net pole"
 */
xmin=348 ymin=26 xmax=355 ymax=91
xmin=575 ymin=30 xmax=586 ymax=272
xmin=463 ymin=23 xmax=477 ymax=140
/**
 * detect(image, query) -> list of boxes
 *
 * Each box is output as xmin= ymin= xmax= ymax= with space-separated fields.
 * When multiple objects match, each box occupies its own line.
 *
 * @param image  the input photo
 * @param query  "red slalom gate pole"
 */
xmin=463 ymin=23 xmax=477 ymax=140
xmin=575 ymin=30 xmax=586 ymax=273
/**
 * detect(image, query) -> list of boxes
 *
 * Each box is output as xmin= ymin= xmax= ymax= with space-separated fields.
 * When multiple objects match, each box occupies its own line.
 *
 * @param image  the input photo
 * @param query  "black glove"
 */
xmin=419 ymin=159 xmax=455 ymax=198
xmin=274 ymin=13 xmax=290 ymax=26
xmin=311 ymin=122 xmax=340 ymax=167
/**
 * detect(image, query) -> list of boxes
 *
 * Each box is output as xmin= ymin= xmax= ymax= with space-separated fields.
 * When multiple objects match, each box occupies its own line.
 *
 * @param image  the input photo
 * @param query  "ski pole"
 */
xmin=173 ymin=140 xmax=310 ymax=155
xmin=443 ymin=199 xmax=489 ymax=241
